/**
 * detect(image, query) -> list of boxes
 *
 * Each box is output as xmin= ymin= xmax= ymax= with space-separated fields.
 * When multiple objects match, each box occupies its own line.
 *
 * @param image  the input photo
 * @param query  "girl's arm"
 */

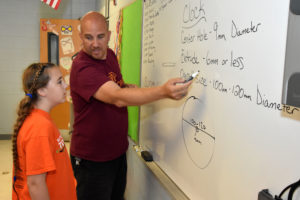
xmin=27 ymin=173 xmax=50 ymax=200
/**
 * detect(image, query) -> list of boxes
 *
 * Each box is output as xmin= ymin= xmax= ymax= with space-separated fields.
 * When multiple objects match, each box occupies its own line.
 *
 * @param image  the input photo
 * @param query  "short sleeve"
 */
xmin=74 ymin=64 xmax=110 ymax=102
xmin=25 ymin=135 xmax=56 ymax=175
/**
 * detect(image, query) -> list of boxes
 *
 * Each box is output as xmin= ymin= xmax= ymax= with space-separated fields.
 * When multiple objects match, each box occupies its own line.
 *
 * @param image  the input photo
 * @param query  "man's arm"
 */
xmin=123 ymin=83 xmax=138 ymax=88
xmin=27 ymin=173 xmax=50 ymax=200
xmin=93 ymin=77 xmax=192 ymax=107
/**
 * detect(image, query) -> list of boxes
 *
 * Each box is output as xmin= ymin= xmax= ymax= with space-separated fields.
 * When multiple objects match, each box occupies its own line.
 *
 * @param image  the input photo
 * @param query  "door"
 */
xmin=40 ymin=18 xmax=81 ymax=132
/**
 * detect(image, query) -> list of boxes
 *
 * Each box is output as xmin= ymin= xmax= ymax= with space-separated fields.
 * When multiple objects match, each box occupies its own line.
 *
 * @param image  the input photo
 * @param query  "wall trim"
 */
xmin=0 ymin=134 xmax=12 ymax=140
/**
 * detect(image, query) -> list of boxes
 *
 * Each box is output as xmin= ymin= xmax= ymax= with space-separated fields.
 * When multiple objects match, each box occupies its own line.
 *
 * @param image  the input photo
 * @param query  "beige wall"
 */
xmin=0 ymin=0 xmax=103 ymax=134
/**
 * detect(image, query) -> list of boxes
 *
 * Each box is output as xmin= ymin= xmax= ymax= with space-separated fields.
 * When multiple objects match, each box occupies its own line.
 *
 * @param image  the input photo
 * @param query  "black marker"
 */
xmin=184 ymin=71 xmax=200 ymax=83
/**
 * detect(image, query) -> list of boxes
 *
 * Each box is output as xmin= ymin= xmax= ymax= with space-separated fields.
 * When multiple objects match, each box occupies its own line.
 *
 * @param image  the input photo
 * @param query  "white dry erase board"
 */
xmin=139 ymin=0 xmax=300 ymax=199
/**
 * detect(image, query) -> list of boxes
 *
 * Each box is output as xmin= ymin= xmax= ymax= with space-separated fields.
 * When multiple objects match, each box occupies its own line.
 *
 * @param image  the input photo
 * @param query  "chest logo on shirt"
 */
xmin=108 ymin=72 xmax=124 ymax=87
xmin=56 ymin=135 xmax=65 ymax=153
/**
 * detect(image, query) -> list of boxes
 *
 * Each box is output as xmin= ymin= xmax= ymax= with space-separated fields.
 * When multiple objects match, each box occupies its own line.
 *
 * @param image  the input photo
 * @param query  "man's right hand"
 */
xmin=162 ymin=78 xmax=193 ymax=100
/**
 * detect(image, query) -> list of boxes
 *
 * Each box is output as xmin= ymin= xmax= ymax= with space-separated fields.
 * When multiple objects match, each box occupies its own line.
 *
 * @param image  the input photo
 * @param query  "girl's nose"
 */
xmin=63 ymin=80 xmax=68 ymax=89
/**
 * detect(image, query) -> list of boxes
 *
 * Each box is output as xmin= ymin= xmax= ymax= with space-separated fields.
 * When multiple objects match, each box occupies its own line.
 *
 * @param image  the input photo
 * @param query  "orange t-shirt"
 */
xmin=12 ymin=109 xmax=77 ymax=200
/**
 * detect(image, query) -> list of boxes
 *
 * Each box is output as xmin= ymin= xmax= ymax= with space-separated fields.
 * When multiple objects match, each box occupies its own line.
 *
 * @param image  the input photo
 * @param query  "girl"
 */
xmin=12 ymin=63 xmax=76 ymax=200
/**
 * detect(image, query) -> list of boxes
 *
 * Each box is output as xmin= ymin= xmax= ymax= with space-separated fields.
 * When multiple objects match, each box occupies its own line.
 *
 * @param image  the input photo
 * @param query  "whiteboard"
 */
xmin=139 ymin=0 xmax=300 ymax=199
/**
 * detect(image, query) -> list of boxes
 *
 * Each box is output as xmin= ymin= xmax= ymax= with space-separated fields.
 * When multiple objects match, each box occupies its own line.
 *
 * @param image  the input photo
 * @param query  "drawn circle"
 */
xmin=181 ymin=96 xmax=215 ymax=169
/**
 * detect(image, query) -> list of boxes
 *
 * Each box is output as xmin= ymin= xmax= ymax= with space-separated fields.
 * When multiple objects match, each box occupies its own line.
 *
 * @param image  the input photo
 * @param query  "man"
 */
xmin=70 ymin=11 xmax=192 ymax=200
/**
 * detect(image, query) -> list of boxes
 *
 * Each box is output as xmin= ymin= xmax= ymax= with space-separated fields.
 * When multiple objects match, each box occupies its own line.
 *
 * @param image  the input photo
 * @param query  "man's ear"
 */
xmin=37 ymin=87 xmax=47 ymax=97
xmin=108 ymin=30 xmax=111 ymax=42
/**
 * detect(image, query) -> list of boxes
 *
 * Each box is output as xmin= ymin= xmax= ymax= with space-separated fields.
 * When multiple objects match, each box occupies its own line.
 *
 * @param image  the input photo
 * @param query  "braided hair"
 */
xmin=12 ymin=63 xmax=56 ymax=174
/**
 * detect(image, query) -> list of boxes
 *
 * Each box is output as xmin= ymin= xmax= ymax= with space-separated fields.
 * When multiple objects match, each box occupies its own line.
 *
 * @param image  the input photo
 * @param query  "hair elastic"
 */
xmin=26 ymin=93 xmax=33 ymax=99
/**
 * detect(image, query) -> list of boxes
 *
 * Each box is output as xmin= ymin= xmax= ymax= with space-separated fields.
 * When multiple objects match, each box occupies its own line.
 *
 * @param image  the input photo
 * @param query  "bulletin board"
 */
xmin=120 ymin=0 xmax=143 ymax=142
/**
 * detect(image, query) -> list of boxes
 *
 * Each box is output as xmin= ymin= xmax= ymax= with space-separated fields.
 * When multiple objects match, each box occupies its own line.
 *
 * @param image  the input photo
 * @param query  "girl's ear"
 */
xmin=37 ymin=87 xmax=47 ymax=97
